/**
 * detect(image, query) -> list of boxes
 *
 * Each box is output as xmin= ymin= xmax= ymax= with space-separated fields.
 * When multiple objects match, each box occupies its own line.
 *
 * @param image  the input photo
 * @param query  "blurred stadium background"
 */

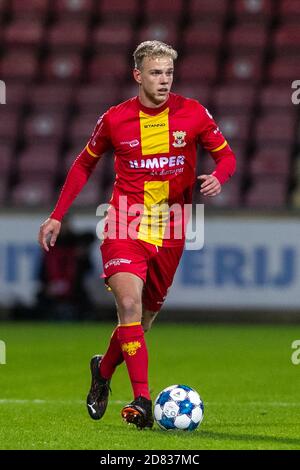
xmin=0 ymin=0 xmax=300 ymax=322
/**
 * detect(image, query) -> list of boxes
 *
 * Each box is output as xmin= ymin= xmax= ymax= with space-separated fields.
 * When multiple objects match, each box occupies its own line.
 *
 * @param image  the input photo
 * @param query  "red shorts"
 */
xmin=100 ymin=239 xmax=184 ymax=312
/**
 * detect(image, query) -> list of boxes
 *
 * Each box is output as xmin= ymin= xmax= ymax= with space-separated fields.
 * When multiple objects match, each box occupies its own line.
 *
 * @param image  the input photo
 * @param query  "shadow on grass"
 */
xmin=150 ymin=428 xmax=300 ymax=447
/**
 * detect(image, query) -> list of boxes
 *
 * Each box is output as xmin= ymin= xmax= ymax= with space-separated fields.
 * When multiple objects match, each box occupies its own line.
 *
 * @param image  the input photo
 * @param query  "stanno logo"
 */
xmin=144 ymin=123 xmax=166 ymax=128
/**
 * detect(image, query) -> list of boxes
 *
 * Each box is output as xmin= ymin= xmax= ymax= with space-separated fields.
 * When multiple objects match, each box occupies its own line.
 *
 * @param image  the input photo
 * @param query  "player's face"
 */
xmin=134 ymin=56 xmax=174 ymax=107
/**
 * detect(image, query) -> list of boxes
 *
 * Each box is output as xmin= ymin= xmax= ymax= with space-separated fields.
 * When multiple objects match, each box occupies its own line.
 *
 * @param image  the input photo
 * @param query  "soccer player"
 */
xmin=38 ymin=41 xmax=236 ymax=429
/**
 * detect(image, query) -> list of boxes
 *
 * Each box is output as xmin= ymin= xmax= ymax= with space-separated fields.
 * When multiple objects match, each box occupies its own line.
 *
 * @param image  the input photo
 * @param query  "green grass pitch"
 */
xmin=0 ymin=321 xmax=300 ymax=450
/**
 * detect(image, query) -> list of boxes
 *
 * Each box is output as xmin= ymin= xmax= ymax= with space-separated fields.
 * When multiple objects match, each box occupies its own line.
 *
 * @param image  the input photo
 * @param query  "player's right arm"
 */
xmin=38 ymin=113 xmax=112 ymax=251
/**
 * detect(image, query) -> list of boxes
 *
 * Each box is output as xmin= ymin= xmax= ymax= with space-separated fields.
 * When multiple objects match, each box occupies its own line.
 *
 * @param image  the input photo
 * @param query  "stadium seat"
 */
xmin=68 ymin=112 xmax=100 ymax=147
xmin=260 ymin=85 xmax=294 ymax=111
xmin=215 ymin=114 xmax=250 ymax=142
xmin=228 ymin=141 xmax=247 ymax=175
xmin=233 ymin=0 xmax=274 ymax=23
xmin=189 ymin=0 xmax=228 ymax=22
xmin=17 ymin=144 xmax=60 ymax=178
xmin=227 ymin=23 xmax=268 ymax=52
xmin=269 ymin=55 xmax=300 ymax=82
xmin=88 ymin=54 xmax=129 ymax=82
xmin=224 ymin=53 xmax=263 ymax=82
xmin=0 ymin=49 xmax=38 ymax=81
xmin=76 ymin=84 xmax=119 ymax=113
xmin=183 ymin=24 xmax=223 ymax=53
xmin=23 ymin=111 xmax=66 ymax=144
xmin=118 ymin=83 xmax=139 ymax=103
xmin=172 ymin=84 xmax=211 ymax=104
xmin=279 ymin=0 xmax=300 ymax=22
xmin=137 ymin=23 xmax=178 ymax=48
xmin=0 ymin=0 xmax=8 ymax=15
xmin=144 ymin=0 xmax=183 ymax=22
xmin=62 ymin=144 xmax=86 ymax=173
xmin=0 ymin=110 xmax=20 ymax=142
xmin=4 ymin=20 xmax=44 ymax=47
xmin=30 ymin=83 xmax=74 ymax=111
xmin=273 ymin=24 xmax=300 ymax=54
xmin=72 ymin=176 xmax=102 ymax=208
xmin=249 ymin=147 xmax=291 ymax=177
xmin=254 ymin=113 xmax=296 ymax=145
xmin=245 ymin=178 xmax=288 ymax=209
xmin=3 ymin=83 xmax=27 ymax=111
xmin=0 ymin=177 xmax=7 ymax=206
xmin=213 ymin=84 xmax=256 ymax=114
xmin=11 ymin=0 xmax=49 ymax=19
xmin=98 ymin=0 xmax=139 ymax=23
xmin=43 ymin=52 xmax=82 ymax=81
xmin=52 ymin=0 xmax=94 ymax=21
xmin=92 ymin=23 xmax=133 ymax=53
xmin=10 ymin=179 xmax=54 ymax=207
xmin=0 ymin=143 xmax=13 ymax=174
xmin=176 ymin=54 xmax=218 ymax=83
xmin=47 ymin=20 xmax=88 ymax=51
xmin=196 ymin=178 xmax=242 ymax=208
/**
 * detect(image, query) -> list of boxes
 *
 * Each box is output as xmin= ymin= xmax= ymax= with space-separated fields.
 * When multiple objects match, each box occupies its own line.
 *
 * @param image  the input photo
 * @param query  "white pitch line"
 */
xmin=0 ymin=399 xmax=299 ymax=407
xmin=0 ymin=399 xmax=126 ymax=405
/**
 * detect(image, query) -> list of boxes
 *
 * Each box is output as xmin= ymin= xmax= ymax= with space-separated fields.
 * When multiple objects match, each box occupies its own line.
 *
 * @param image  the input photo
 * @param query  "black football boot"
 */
xmin=121 ymin=396 xmax=154 ymax=429
xmin=86 ymin=355 xmax=111 ymax=420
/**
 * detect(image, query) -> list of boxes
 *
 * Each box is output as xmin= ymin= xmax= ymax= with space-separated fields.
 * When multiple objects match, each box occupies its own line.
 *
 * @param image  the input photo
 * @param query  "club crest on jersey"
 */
xmin=172 ymin=131 xmax=187 ymax=148
xmin=121 ymin=341 xmax=141 ymax=356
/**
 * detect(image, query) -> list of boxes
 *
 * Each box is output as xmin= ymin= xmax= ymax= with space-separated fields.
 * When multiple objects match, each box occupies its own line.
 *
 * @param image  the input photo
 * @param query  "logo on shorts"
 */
xmin=104 ymin=258 xmax=132 ymax=269
xmin=121 ymin=341 xmax=141 ymax=356
xmin=172 ymin=131 xmax=187 ymax=148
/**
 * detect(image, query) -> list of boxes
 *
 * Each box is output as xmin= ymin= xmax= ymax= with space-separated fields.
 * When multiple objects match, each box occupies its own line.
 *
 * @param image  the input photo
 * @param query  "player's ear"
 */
xmin=133 ymin=68 xmax=142 ymax=85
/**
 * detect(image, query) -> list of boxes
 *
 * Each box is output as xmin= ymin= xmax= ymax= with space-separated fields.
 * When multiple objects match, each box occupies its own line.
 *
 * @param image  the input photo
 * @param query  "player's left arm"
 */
xmin=197 ymin=106 xmax=236 ymax=197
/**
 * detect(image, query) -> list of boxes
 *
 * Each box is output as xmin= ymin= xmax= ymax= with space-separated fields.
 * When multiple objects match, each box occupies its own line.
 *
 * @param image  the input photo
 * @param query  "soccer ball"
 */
xmin=154 ymin=384 xmax=204 ymax=431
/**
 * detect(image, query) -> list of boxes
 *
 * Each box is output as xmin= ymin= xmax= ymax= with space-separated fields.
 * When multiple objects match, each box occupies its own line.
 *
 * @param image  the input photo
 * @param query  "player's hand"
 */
xmin=198 ymin=174 xmax=221 ymax=197
xmin=38 ymin=218 xmax=61 ymax=252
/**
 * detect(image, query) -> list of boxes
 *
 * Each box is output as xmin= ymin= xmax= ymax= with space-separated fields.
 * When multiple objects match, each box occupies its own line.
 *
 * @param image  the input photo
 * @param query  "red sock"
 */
xmin=99 ymin=327 xmax=124 ymax=379
xmin=118 ymin=323 xmax=151 ymax=400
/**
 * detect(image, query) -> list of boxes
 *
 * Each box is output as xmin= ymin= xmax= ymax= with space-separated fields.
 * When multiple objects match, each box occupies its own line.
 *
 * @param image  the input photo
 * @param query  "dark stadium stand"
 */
xmin=0 ymin=0 xmax=299 ymax=209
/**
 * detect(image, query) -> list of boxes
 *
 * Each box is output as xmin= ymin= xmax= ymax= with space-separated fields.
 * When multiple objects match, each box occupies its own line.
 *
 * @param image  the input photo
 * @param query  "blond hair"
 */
xmin=133 ymin=40 xmax=178 ymax=69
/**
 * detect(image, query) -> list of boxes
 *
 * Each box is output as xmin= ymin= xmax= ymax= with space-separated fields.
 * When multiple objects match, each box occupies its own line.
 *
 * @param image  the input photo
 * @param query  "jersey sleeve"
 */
xmin=50 ymin=112 xmax=113 ymax=221
xmin=196 ymin=105 xmax=236 ymax=184
xmin=85 ymin=111 xmax=112 ymax=158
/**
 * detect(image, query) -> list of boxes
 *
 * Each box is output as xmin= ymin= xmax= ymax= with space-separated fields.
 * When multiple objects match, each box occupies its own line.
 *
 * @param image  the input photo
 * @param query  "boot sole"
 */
xmin=121 ymin=406 xmax=153 ymax=429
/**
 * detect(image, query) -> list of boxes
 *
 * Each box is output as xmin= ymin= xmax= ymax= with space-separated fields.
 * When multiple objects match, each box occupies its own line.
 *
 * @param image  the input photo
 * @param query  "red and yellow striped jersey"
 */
xmin=51 ymin=93 xmax=236 ymax=247
xmin=86 ymin=93 xmax=235 ymax=247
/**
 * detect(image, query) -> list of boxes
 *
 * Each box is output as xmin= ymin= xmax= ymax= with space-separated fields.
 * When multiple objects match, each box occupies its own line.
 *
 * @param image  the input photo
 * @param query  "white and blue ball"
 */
xmin=154 ymin=384 xmax=204 ymax=431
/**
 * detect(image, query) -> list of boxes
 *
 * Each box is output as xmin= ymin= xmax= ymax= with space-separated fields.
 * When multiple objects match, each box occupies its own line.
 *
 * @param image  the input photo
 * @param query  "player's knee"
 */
xmin=118 ymin=295 xmax=141 ymax=321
